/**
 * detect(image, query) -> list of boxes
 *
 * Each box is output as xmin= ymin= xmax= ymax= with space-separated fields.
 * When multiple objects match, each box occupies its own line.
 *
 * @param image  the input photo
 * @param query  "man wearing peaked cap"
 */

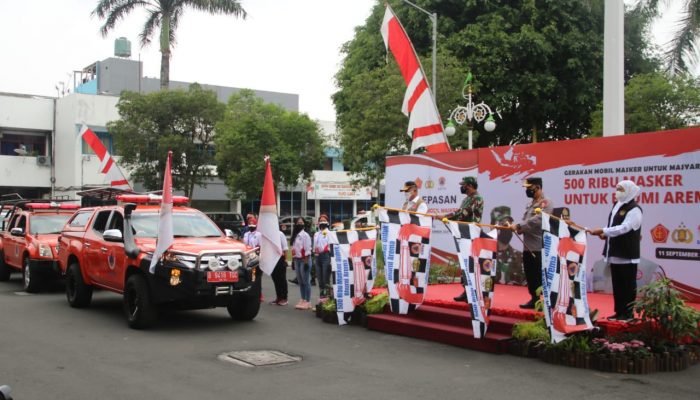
xmin=442 ymin=176 xmax=484 ymax=302
xmin=400 ymin=180 xmax=428 ymax=213
xmin=511 ymin=176 xmax=553 ymax=309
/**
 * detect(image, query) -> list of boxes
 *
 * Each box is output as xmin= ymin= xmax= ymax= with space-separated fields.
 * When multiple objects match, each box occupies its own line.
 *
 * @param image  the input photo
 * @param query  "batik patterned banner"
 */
xmin=378 ymin=208 xmax=432 ymax=314
xmin=329 ymin=229 xmax=377 ymax=326
xmin=542 ymin=213 xmax=593 ymax=343
xmin=445 ymin=221 xmax=498 ymax=338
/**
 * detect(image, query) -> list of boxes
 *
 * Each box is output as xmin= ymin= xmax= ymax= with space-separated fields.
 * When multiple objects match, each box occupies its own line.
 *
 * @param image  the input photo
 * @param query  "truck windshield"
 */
xmin=131 ymin=212 xmax=222 ymax=238
xmin=30 ymin=214 xmax=73 ymax=234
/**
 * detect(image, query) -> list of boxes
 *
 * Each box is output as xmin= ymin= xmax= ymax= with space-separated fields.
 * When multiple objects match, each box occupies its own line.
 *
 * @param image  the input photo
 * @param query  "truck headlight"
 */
xmin=39 ymin=243 xmax=53 ymax=258
xmin=243 ymin=249 xmax=258 ymax=268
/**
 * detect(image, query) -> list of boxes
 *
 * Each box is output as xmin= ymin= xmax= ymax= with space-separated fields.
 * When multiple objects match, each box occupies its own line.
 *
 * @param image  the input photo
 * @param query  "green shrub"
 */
xmin=633 ymin=278 xmax=700 ymax=345
xmin=322 ymin=298 xmax=337 ymax=312
xmin=364 ymin=292 xmax=389 ymax=314
xmin=512 ymin=318 xmax=550 ymax=342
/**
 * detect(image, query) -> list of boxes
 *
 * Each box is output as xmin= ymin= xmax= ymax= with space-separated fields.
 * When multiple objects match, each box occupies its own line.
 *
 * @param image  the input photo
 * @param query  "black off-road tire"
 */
xmin=0 ymin=252 xmax=10 ymax=281
xmin=227 ymin=294 xmax=261 ymax=321
xmin=22 ymin=257 xmax=43 ymax=293
xmin=66 ymin=262 xmax=93 ymax=308
xmin=123 ymin=274 xmax=157 ymax=329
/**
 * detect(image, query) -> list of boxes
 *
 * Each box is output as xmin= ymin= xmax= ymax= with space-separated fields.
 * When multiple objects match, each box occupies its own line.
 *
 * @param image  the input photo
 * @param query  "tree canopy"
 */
xmin=214 ymin=90 xmax=325 ymax=199
xmin=591 ymin=72 xmax=700 ymax=135
xmin=109 ymin=84 xmax=224 ymax=198
xmin=93 ymin=0 xmax=246 ymax=89
xmin=334 ymin=0 xmax=660 ymax=184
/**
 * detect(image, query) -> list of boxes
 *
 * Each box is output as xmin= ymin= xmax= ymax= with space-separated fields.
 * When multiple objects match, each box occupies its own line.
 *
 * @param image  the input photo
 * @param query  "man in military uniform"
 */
xmin=490 ymin=206 xmax=525 ymax=285
xmin=511 ymin=177 xmax=553 ymax=309
xmin=442 ymin=176 xmax=484 ymax=301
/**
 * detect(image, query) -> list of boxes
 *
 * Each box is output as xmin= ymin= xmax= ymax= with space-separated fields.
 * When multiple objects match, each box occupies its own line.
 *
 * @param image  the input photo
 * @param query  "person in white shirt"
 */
xmin=269 ymin=226 xmax=289 ymax=306
xmin=400 ymin=180 xmax=428 ymax=213
xmin=291 ymin=217 xmax=312 ymax=310
xmin=588 ymin=180 xmax=643 ymax=322
xmin=313 ymin=214 xmax=332 ymax=299
xmin=242 ymin=215 xmax=261 ymax=248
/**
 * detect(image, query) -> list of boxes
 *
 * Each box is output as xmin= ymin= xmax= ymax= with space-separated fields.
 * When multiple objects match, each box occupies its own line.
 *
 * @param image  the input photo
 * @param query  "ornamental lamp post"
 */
xmin=444 ymin=72 xmax=498 ymax=150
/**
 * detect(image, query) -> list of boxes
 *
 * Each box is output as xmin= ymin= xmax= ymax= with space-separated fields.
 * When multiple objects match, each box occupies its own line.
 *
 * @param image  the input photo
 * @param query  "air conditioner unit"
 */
xmin=36 ymin=156 xmax=51 ymax=166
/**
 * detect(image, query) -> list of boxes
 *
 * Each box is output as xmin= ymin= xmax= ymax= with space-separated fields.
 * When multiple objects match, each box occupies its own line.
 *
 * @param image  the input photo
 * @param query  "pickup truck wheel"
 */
xmin=227 ymin=294 xmax=261 ymax=321
xmin=0 ymin=252 xmax=10 ymax=281
xmin=66 ymin=263 xmax=92 ymax=308
xmin=22 ymin=257 xmax=43 ymax=293
xmin=124 ymin=274 xmax=157 ymax=329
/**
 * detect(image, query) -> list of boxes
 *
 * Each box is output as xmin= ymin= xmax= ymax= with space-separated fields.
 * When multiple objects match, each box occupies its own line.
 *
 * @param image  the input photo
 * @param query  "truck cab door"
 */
xmin=103 ymin=211 xmax=126 ymax=291
xmin=84 ymin=210 xmax=112 ymax=283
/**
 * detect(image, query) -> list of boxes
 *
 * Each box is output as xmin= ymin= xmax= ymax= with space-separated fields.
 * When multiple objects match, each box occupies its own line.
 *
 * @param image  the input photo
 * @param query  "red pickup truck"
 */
xmin=57 ymin=195 xmax=261 ymax=329
xmin=0 ymin=201 xmax=80 ymax=292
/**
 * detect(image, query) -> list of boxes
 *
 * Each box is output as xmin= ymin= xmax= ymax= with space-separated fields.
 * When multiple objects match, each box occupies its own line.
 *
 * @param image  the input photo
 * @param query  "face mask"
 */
xmin=460 ymin=186 xmax=467 ymax=194
xmin=248 ymin=226 xmax=256 ymax=232
xmin=405 ymin=192 xmax=413 ymax=201
xmin=525 ymin=188 xmax=535 ymax=198
xmin=294 ymin=224 xmax=304 ymax=231
xmin=319 ymin=223 xmax=328 ymax=230
xmin=498 ymin=229 xmax=513 ymax=245
xmin=614 ymin=189 xmax=625 ymax=202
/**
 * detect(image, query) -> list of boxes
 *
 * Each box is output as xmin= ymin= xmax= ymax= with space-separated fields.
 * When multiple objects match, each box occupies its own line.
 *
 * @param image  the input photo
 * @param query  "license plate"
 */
xmin=207 ymin=271 xmax=238 ymax=283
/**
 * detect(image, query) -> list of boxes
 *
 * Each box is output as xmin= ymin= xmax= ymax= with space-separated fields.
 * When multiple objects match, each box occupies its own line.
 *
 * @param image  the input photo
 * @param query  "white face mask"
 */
xmin=614 ymin=189 xmax=624 ymax=202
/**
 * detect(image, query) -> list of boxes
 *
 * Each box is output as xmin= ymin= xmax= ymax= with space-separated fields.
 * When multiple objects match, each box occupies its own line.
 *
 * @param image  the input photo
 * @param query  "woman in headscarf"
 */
xmin=588 ymin=180 xmax=642 ymax=322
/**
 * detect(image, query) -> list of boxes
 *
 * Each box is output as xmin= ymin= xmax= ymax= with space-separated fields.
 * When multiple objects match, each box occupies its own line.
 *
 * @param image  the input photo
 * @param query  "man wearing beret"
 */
xmin=400 ymin=180 xmax=428 ymax=213
xmin=443 ymin=176 xmax=484 ymax=301
xmin=511 ymin=177 xmax=553 ymax=309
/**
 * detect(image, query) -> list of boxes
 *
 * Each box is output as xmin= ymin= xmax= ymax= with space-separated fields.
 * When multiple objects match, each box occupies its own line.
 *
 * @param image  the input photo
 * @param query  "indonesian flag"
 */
xmin=257 ymin=156 xmax=282 ymax=275
xmin=149 ymin=151 xmax=174 ymax=273
xmin=380 ymin=4 xmax=450 ymax=154
xmin=79 ymin=124 xmax=131 ymax=189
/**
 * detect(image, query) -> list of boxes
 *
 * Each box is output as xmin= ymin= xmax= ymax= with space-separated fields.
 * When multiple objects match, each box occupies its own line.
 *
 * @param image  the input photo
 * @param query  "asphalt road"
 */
xmin=1 ymin=271 xmax=699 ymax=400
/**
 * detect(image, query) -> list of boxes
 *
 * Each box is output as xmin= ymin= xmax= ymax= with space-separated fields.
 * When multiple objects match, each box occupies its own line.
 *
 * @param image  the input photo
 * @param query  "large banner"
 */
xmin=541 ymin=213 xmax=593 ymax=343
xmin=330 ymin=229 xmax=377 ymax=325
xmin=445 ymin=221 xmax=498 ymax=338
xmin=378 ymin=208 xmax=433 ymax=314
xmin=385 ymin=128 xmax=700 ymax=300
xmin=385 ymin=151 xmax=478 ymax=266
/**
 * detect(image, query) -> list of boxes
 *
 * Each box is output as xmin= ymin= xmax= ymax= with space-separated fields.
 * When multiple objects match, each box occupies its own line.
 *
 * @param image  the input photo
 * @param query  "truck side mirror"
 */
xmin=103 ymin=229 xmax=123 ymax=242
xmin=10 ymin=228 xmax=23 ymax=237
xmin=122 ymin=203 xmax=139 ymax=259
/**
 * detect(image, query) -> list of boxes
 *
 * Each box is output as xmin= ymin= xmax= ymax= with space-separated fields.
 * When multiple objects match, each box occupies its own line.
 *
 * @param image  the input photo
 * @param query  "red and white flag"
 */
xmin=380 ymin=4 xmax=450 ymax=154
xmin=257 ymin=156 xmax=282 ymax=275
xmin=149 ymin=151 xmax=174 ymax=273
xmin=79 ymin=124 xmax=131 ymax=189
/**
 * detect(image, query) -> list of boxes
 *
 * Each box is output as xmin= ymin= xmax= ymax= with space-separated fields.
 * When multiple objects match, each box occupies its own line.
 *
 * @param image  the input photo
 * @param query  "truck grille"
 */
xmin=199 ymin=252 xmax=242 ymax=271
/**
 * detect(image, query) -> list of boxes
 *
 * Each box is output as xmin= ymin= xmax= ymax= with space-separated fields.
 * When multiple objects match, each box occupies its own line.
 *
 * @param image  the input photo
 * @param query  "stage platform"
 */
xmin=366 ymin=283 xmax=700 ymax=354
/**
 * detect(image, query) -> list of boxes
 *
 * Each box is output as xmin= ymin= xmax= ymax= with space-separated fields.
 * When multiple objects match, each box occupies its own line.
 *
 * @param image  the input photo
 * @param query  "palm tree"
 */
xmin=93 ymin=0 xmax=247 ymax=89
xmin=634 ymin=0 xmax=699 ymax=74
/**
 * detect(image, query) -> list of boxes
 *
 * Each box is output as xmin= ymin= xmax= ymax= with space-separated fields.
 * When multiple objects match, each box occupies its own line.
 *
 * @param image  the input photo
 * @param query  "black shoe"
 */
xmin=453 ymin=292 xmax=467 ymax=302
xmin=519 ymin=299 xmax=536 ymax=309
xmin=288 ymin=278 xmax=298 ymax=285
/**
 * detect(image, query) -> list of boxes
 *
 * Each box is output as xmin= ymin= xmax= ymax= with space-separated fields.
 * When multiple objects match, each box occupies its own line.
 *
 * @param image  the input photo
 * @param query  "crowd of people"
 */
xmin=241 ymin=175 xmax=643 ymax=322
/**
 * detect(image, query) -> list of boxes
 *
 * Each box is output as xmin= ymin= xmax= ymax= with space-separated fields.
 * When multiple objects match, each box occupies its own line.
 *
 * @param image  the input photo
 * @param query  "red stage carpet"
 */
xmin=367 ymin=283 xmax=700 ymax=353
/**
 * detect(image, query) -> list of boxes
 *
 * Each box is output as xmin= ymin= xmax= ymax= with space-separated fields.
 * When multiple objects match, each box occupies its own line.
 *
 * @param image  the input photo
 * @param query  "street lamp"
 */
xmin=444 ymin=72 xmax=497 ymax=150
xmin=402 ymin=0 xmax=437 ymax=99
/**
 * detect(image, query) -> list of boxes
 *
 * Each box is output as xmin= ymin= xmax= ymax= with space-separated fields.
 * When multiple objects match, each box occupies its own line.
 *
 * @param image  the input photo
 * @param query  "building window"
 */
xmin=0 ymin=133 xmax=47 ymax=156
xmin=82 ymin=131 xmax=114 ymax=155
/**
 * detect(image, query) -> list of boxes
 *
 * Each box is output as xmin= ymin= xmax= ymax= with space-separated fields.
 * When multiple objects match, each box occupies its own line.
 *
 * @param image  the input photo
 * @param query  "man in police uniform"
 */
xmin=400 ymin=181 xmax=428 ymax=213
xmin=511 ymin=177 xmax=553 ymax=309
xmin=443 ymin=176 xmax=484 ymax=301
xmin=490 ymin=206 xmax=525 ymax=285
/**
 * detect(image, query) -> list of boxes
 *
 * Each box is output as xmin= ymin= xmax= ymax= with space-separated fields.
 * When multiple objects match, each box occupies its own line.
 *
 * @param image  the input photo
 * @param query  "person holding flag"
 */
xmin=313 ymin=214 xmax=332 ymax=300
xmin=257 ymin=156 xmax=283 ymax=279
xmin=269 ymin=223 xmax=289 ymax=306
